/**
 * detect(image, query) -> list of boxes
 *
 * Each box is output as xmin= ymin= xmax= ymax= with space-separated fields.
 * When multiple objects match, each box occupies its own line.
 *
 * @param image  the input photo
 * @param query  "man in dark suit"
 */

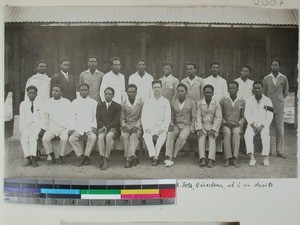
xmin=262 ymin=58 xmax=289 ymax=158
xmin=96 ymin=87 xmax=121 ymax=170
xmin=51 ymin=57 xmax=76 ymax=101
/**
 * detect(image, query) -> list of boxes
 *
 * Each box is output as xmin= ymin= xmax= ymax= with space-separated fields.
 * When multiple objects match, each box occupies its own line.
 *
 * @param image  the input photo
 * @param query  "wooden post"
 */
xmin=12 ymin=27 xmax=20 ymax=115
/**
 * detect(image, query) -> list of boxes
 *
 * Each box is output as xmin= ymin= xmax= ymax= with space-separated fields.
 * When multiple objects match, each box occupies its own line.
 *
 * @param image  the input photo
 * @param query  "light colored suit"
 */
xmin=263 ymin=73 xmax=289 ymax=155
xmin=160 ymin=74 xmax=179 ymax=102
xmin=166 ymin=98 xmax=196 ymax=158
xmin=195 ymin=98 xmax=222 ymax=160
xmin=181 ymin=76 xmax=203 ymax=102
xmin=220 ymin=96 xmax=245 ymax=160
xmin=120 ymin=99 xmax=143 ymax=158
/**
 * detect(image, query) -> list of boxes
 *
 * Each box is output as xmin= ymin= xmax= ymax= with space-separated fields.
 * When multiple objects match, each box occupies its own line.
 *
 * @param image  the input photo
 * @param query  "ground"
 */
xmin=4 ymin=124 xmax=297 ymax=179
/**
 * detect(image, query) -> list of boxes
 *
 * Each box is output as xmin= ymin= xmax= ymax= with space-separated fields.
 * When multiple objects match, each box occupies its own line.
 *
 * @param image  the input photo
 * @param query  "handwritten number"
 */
xmin=253 ymin=0 xmax=260 ymax=6
xmin=53 ymin=199 xmax=57 ymax=205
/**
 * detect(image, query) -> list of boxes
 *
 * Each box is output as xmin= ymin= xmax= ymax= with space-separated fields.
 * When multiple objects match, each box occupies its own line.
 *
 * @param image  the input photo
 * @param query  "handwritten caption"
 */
xmin=253 ymin=0 xmax=285 ymax=7
xmin=177 ymin=181 xmax=273 ymax=190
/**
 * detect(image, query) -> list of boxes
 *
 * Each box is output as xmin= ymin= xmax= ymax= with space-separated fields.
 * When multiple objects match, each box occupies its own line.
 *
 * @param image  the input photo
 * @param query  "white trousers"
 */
xmin=245 ymin=125 xmax=270 ymax=156
xmin=143 ymin=131 xmax=167 ymax=158
xmin=20 ymin=125 xmax=40 ymax=157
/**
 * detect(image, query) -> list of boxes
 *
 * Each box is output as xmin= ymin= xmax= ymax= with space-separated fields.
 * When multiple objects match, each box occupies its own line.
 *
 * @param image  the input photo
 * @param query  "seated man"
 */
xmin=165 ymin=83 xmax=196 ymax=167
xmin=120 ymin=84 xmax=143 ymax=168
xmin=141 ymin=80 xmax=171 ymax=166
xmin=220 ymin=81 xmax=245 ymax=168
xmin=69 ymin=83 xmax=98 ymax=166
xmin=195 ymin=84 xmax=222 ymax=168
xmin=244 ymin=81 xmax=274 ymax=166
xmin=42 ymin=85 xmax=71 ymax=165
xmin=19 ymin=85 xmax=45 ymax=167
xmin=96 ymin=87 xmax=121 ymax=170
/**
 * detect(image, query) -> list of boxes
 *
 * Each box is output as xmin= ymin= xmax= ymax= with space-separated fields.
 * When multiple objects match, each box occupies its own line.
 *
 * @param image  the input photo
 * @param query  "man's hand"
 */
xmin=208 ymin=130 xmax=216 ymax=139
xmin=110 ymin=128 xmax=117 ymax=134
xmin=91 ymin=127 xmax=97 ymax=134
xmin=197 ymin=129 xmax=205 ymax=138
xmin=97 ymin=127 xmax=106 ymax=135
xmin=256 ymin=125 xmax=264 ymax=134
xmin=153 ymin=134 xmax=158 ymax=141
xmin=232 ymin=122 xmax=241 ymax=128
xmin=38 ymin=129 xmax=46 ymax=138
xmin=68 ymin=130 xmax=74 ymax=136
xmin=250 ymin=124 xmax=259 ymax=135
xmin=122 ymin=126 xmax=131 ymax=134
xmin=131 ymin=126 xmax=138 ymax=134
xmin=223 ymin=122 xmax=232 ymax=128
xmin=168 ymin=125 xmax=174 ymax=132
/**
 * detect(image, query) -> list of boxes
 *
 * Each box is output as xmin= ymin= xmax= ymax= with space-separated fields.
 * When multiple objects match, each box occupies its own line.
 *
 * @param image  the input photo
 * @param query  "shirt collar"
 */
xmin=88 ymin=69 xmax=99 ymax=74
xmin=125 ymin=98 xmax=138 ymax=108
xmin=225 ymin=95 xmax=240 ymax=104
xmin=268 ymin=72 xmax=284 ymax=79
xmin=61 ymin=70 xmax=69 ymax=77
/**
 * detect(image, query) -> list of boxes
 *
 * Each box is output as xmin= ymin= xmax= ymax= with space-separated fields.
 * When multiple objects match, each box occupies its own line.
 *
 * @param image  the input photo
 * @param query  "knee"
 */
xmin=88 ymin=133 xmax=97 ymax=141
xmin=106 ymin=133 xmax=114 ymax=141
xmin=177 ymin=135 xmax=187 ymax=142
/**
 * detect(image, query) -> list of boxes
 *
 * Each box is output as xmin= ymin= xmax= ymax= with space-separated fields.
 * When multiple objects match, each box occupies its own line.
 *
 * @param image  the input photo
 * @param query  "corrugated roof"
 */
xmin=5 ymin=6 xmax=299 ymax=25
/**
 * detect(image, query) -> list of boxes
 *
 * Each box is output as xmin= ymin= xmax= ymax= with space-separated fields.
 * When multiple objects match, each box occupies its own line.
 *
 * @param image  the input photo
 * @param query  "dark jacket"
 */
xmin=96 ymin=101 xmax=121 ymax=131
xmin=51 ymin=72 xmax=76 ymax=101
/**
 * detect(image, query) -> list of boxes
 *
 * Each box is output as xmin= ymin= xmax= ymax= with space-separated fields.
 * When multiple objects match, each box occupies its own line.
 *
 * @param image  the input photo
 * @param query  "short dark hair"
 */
xmin=210 ymin=61 xmax=220 ymax=68
xmin=203 ymin=84 xmax=214 ymax=92
xmin=79 ymin=83 xmax=90 ymax=90
xmin=60 ymin=57 xmax=71 ymax=65
xmin=163 ymin=63 xmax=174 ymax=69
xmin=152 ymin=80 xmax=162 ymax=87
xmin=253 ymin=80 xmax=263 ymax=87
xmin=88 ymin=55 xmax=97 ymax=61
xmin=110 ymin=57 xmax=121 ymax=65
xmin=228 ymin=80 xmax=239 ymax=89
xmin=35 ymin=60 xmax=47 ymax=67
xmin=177 ymin=83 xmax=188 ymax=92
xmin=52 ymin=84 xmax=63 ymax=92
xmin=186 ymin=62 xmax=197 ymax=70
xmin=26 ymin=85 xmax=38 ymax=93
xmin=271 ymin=58 xmax=281 ymax=66
xmin=240 ymin=65 xmax=252 ymax=73
xmin=105 ymin=87 xmax=115 ymax=95
xmin=127 ymin=84 xmax=137 ymax=91
xmin=136 ymin=58 xmax=147 ymax=65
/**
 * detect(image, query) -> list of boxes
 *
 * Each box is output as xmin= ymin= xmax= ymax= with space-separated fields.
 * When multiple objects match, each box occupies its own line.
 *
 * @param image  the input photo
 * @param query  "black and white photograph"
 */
xmin=4 ymin=5 xmax=298 ymax=179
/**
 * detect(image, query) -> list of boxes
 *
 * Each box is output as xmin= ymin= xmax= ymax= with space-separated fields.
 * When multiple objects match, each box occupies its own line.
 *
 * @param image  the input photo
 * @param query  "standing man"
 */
xmin=195 ymin=84 xmax=222 ymax=168
xmin=159 ymin=63 xmax=179 ymax=103
xmin=128 ymin=59 xmax=154 ymax=102
xmin=96 ymin=87 xmax=121 ymax=170
xmin=141 ymin=80 xmax=171 ymax=166
xmin=262 ymin=58 xmax=289 ymax=158
xmin=245 ymin=81 xmax=274 ymax=166
xmin=99 ymin=57 xmax=126 ymax=104
xmin=19 ymin=86 xmax=45 ymax=167
xmin=42 ymin=85 xmax=71 ymax=165
xmin=235 ymin=65 xmax=254 ymax=101
xmin=220 ymin=81 xmax=245 ymax=167
xmin=165 ymin=83 xmax=196 ymax=167
xmin=79 ymin=55 xmax=104 ymax=103
xmin=25 ymin=60 xmax=51 ymax=102
xmin=51 ymin=57 xmax=76 ymax=101
xmin=69 ymin=83 xmax=98 ymax=167
xmin=181 ymin=62 xmax=203 ymax=102
xmin=120 ymin=84 xmax=143 ymax=168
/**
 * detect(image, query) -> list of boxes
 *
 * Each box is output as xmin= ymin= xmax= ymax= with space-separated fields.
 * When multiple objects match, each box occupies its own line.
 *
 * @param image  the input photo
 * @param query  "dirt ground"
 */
xmin=4 ymin=124 xmax=297 ymax=179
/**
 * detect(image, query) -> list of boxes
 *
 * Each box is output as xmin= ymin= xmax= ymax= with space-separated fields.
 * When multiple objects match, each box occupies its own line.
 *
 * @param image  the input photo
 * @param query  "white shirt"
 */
xmin=128 ymin=71 xmax=154 ymax=102
xmin=225 ymin=95 xmax=241 ymax=107
xmin=25 ymin=73 xmax=51 ymax=102
xmin=235 ymin=77 xmax=254 ymax=101
xmin=267 ymin=72 xmax=285 ymax=86
xmin=185 ymin=76 xmax=200 ymax=87
xmin=19 ymin=99 xmax=45 ymax=133
xmin=44 ymin=97 xmax=71 ymax=135
xmin=244 ymin=94 xmax=273 ymax=127
xmin=141 ymin=96 xmax=171 ymax=134
xmin=105 ymin=101 xmax=111 ymax=110
xmin=99 ymin=70 xmax=126 ymax=104
xmin=178 ymin=100 xmax=186 ymax=110
xmin=70 ymin=96 xmax=97 ymax=135
xmin=125 ymin=98 xmax=139 ymax=108
xmin=61 ymin=70 xmax=69 ymax=80
xmin=203 ymin=75 xmax=228 ymax=102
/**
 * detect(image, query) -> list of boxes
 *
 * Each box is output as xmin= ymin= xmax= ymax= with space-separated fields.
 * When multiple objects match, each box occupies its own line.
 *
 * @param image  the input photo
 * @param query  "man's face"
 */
xmin=52 ymin=87 xmax=62 ymax=99
xmin=228 ymin=83 xmax=238 ymax=96
xmin=271 ymin=61 xmax=280 ymax=73
xmin=186 ymin=65 xmax=196 ymax=77
xmin=60 ymin=61 xmax=70 ymax=73
xmin=88 ymin=58 xmax=97 ymax=69
xmin=163 ymin=65 xmax=172 ymax=76
xmin=137 ymin=61 xmax=146 ymax=73
xmin=104 ymin=89 xmax=114 ymax=102
xmin=111 ymin=60 xmax=121 ymax=73
xmin=240 ymin=67 xmax=250 ymax=79
xmin=177 ymin=87 xmax=187 ymax=100
xmin=152 ymin=83 xmax=162 ymax=96
xmin=27 ymin=89 xmax=37 ymax=101
xmin=80 ymin=86 xmax=89 ymax=98
xmin=127 ymin=87 xmax=137 ymax=100
xmin=36 ymin=63 xmax=47 ymax=74
xmin=203 ymin=87 xmax=214 ymax=100
xmin=211 ymin=64 xmax=220 ymax=76
xmin=253 ymin=83 xmax=263 ymax=96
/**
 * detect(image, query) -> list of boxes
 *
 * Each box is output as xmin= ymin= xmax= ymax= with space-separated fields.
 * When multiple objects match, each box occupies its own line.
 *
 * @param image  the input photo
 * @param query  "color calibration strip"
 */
xmin=3 ymin=178 xmax=176 ymax=206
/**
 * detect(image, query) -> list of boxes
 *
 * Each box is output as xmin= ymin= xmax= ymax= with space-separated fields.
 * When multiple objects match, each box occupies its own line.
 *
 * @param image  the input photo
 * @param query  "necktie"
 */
xmin=31 ymin=101 xmax=34 ymax=113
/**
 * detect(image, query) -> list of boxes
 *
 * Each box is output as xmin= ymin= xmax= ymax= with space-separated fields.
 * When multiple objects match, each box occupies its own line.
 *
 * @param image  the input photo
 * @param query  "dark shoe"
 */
xmin=152 ymin=159 xmax=159 ymax=166
xmin=101 ymin=158 xmax=109 ymax=170
xmin=99 ymin=156 xmax=104 ymax=168
xmin=131 ymin=157 xmax=139 ymax=166
xmin=277 ymin=153 xmax=287 ymax=159
xmin=76 ymin=156 xmax=89 ymax=167
xmin=47 ymin=158 xmax=57 ymax=165
xmin=23 ymin=158 xmax=32 ymax=167
xmin=57 ymin=156 xmax=63 ymax=165
xmin=199 ymin=158 xmax=206 ymax=167
xmin=36 ymin=150 xmax=42 ymax=160
xmin=232 ymin=158 xmax=240 ymax=168
xmin=125 ymin=160 xmax=132 ymax=168
xmin=31 ymin=157 xmax=39 ymax=168
xmin=207 ymin=159 xmax=214 ymax=168
xmin=194 ymin=152 xmax=199 ymax=158
xmin=223 ymin=159 xmax=230 ymax=167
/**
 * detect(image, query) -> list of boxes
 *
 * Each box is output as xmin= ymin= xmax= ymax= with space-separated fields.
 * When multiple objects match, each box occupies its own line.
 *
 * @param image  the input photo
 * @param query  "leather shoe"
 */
xmin=152 ymin=159 xmax=159 ymax=166
xmin=277 ymin=153 xmax=287 ymax=159
xmin=232 ymin=158 xmax=240 ymax=168
xmin=101 ymin=159 xmax=109 ymax=170
xmin=207 ymin=159 xmax=214 ymax=168
xmin=125 ymin=160 xmax=132 ymax=168
xmin=131 ymin=157 xmax=139 ymax=166
xmin=199 ymin=158 xmax=206 ymax=167
xmin=223 ymin=159 xmax=230 ymax=167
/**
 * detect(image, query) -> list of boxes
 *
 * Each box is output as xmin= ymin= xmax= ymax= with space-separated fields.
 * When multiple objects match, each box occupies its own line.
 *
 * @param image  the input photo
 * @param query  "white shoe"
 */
xmin=263 ymin=159 xmax=270 ymax=166
xmin=164 ymin=159 xmax=168 ymax=164
xmin=248 ymin=159 xmax=256 ymax=167
xmin=165 ymin=160 xmax=174 ymax=167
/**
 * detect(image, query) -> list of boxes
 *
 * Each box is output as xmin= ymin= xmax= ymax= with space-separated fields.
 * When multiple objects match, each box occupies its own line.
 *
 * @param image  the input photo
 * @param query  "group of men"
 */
xmin=19 ymin=56 xmax=289 ymax=170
